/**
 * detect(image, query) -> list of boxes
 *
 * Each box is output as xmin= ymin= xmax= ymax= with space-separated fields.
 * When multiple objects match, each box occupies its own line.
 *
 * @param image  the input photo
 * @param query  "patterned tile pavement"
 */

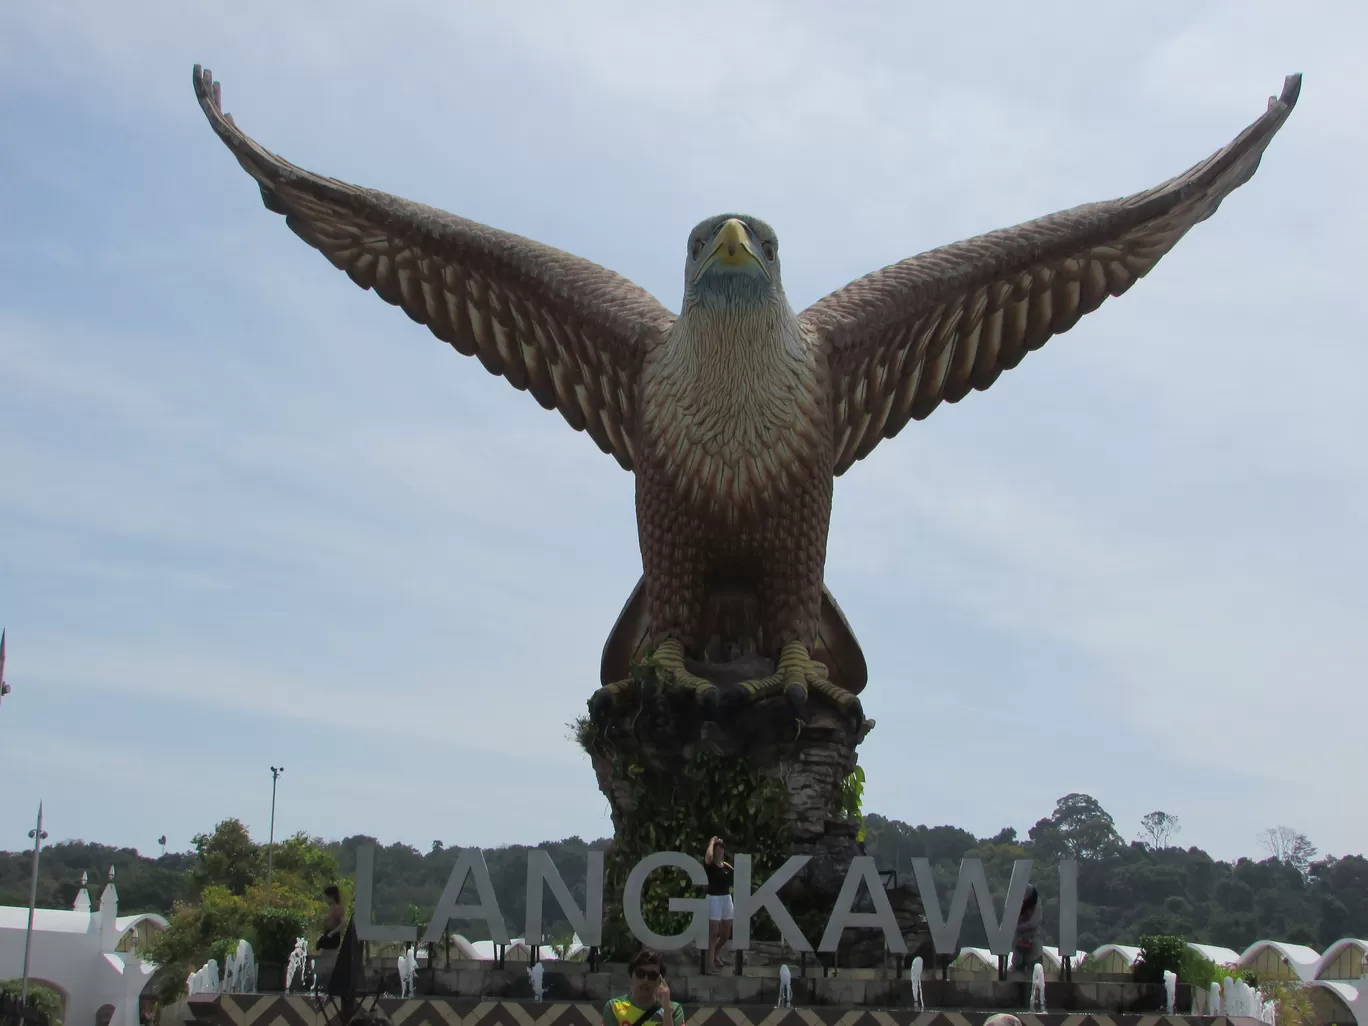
xmin=187 ymin=995 xmax=1262 ymax=1026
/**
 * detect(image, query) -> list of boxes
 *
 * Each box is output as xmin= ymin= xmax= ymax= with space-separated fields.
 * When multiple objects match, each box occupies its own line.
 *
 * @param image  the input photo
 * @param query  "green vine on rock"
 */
xmin=598 ymin=744 xmax=793 ymax=960
xmin=838 ymin=765 xmax=866 ymax=841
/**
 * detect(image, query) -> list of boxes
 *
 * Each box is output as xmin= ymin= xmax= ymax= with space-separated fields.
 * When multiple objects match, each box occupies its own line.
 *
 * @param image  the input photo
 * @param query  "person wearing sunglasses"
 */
xmin=603 ymin=948 xmax=683 ymax=1026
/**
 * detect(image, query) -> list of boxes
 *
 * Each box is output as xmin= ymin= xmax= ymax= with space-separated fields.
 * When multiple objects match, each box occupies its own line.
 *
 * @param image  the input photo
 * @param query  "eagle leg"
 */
xmin=588 ymin=677 xmax=635 ymax=722
xmin=737 ymin=642 xmax=864 ymax=726
xmin=653 ymin=638 xmax=724 ymax=719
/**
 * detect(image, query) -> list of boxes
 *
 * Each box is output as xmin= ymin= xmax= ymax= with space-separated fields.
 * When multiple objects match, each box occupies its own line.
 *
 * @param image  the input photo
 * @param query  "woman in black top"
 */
xmin=704 ymin=836 xmax=733 ymax=972
xmin=317 ymin=885 xmax=345 ymax=950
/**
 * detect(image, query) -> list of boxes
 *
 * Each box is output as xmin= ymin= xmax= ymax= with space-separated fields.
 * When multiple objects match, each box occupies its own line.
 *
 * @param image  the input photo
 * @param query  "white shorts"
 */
xmin=708 ymin=894 xmax=734 ymax=921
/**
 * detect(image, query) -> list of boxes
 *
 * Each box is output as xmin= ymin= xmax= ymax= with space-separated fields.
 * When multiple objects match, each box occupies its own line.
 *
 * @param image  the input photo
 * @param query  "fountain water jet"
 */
xmin=186 ymin=959 xmax=220 ymax=997
xmin=527 ymin=962 xmax=545 ymax=1002
xmin=284 ymin=937 xmax=312 ymax=993
xmin=909 ymin=956 xmax=924 ymax=1012
xmin=398 ymin=946 xmax=418 ymax=998
xmin=1029 ymin=964 xmax=1046 ymax=1013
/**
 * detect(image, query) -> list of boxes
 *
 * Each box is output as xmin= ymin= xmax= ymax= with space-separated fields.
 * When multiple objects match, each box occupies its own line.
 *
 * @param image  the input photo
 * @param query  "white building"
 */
xmin=0 ymin=869 xmax=167 ymax=1026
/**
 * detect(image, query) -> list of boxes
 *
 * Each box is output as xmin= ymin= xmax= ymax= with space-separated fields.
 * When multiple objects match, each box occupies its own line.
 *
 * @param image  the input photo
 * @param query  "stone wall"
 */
xmin=582 ymin=675 xmax=891 ymax=961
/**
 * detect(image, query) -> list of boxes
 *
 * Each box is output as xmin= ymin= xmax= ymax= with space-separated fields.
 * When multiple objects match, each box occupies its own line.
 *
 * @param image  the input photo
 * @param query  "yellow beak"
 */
xmin=701 ymin=218 xmax=765 ymax=275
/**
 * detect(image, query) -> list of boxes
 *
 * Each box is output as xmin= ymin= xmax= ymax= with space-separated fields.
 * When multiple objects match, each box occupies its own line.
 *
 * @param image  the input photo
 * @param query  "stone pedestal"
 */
xmin=577 ymin=664 xmax=911 ymax=962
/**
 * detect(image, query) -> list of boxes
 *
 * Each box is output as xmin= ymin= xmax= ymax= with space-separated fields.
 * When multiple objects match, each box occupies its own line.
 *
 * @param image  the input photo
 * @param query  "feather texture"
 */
xmin=803 ymin=76 xmax=1301 ymax=476
xmin=193 ymin=66 xmax=674 ymax=471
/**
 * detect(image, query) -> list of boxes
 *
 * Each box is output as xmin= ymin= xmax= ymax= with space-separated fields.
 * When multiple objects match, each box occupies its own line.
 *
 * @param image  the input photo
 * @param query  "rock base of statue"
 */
xmin=578 ymin=656 xmax=923 ymax=965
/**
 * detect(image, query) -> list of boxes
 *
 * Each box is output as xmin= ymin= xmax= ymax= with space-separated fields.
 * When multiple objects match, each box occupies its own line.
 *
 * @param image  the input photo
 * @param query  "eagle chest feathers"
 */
xmin=640 ymin=314 xmax=831 ymax=523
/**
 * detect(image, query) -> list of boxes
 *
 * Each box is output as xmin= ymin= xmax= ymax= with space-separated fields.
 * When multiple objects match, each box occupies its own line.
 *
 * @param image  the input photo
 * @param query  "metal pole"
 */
xmin=266 ymin=766 xmax=283 ymax=893
xmin=21 ymin=802 xmax=49 ymax=1006
xmin=0 ymin=628 xmax=11 ymax=713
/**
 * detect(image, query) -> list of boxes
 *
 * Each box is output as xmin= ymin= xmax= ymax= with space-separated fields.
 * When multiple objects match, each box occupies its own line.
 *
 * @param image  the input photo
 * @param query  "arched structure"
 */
xmin=0 ymin=870 xmax=162 ymax=1026
xmin=1088 ymin=944 xmax=1140 ymax=975
xmin=1316 ymin=939 xmax=1368 ymax=981
xmin=1308 ymin=982 xmax=1361 ymax=1025
xmin=1042 ymin=946 xmax=1087 ymax=981
xmin=445 ymin=934 xmax=484 ymax=961
xmin=1188 ymin=943 xmax=1241 ymax=966
xmin=1239 ymin=940 xmax=1321 ymax=982
xmin=1306 ymin=940 xmax=1368 ymax=1026
xmin=113 ymin=916 xmax=166 ymax=955
xmin=461 ymin=935 xmax=587 ymax=963
xmin=17 ymin=978 xmax=70 ymax=1021
xmin=948 ymin=948 xmax=997 ymax=980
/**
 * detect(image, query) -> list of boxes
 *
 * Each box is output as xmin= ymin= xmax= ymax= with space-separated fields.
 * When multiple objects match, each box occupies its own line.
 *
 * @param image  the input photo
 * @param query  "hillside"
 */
xmin=3 ymin=794 xmax=1364 ymax=951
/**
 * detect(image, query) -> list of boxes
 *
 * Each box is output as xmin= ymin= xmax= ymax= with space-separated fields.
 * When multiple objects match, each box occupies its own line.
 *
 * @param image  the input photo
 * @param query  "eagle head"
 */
xmin=682 ymin=214 xmax=784 ymax=313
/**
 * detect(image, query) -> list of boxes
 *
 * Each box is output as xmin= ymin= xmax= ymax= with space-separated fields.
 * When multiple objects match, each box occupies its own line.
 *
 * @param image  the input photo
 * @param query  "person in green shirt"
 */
xmin=602 ymin=948 xmax=684 ymax=1026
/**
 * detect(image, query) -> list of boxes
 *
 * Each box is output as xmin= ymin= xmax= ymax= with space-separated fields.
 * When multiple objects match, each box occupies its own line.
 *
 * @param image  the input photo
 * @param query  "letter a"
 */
xmin=423 ymin=847 xmax=510 ymax=945
xmin=818 ymin=856 xmax=906 ymax=954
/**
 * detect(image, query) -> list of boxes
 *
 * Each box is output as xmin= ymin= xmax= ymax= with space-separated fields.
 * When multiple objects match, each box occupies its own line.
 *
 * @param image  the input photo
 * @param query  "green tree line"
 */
xmin=3 ymin=794 xmax=1364 ymax=958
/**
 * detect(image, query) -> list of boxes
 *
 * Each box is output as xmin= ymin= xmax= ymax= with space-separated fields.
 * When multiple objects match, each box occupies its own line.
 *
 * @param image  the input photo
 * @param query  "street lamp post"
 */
xmin=21 ymin=802 xmax=49 ymax=1006
xmin=266 ymin=766 xmax=284 ymax=893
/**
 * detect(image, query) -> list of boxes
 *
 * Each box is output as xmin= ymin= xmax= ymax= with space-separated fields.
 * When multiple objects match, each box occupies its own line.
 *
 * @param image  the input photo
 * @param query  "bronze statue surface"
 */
xmin=193 ymin=66 xmax=1300 ymax=725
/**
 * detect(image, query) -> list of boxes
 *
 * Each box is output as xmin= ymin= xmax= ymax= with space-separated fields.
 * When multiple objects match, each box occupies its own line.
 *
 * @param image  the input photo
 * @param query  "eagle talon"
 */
xmin=721 ymin=641 xmax=858 ymax=721
xmin=589 ymin=679 xmax=633 ymax=723
xmin=650 ymin=638 xmax=722 ymax=708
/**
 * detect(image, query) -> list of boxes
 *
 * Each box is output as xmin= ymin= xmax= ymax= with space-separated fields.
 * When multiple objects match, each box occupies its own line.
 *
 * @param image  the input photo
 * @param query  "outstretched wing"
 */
xmin=803 ymin=75 xmax=1301 ymax=476
xmin=194 ymin=65 xmax=675 ymax=471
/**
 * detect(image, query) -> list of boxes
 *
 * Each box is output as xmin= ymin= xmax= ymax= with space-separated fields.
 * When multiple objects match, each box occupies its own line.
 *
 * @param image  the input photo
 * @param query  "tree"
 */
xmin=147 ymin=821 xmax=348 ymax=1004
xmin=189 ymin=819 xmax=260 ymax=896
xmin=1140 ymin=811 xmax=1181 ymax=849
xmin=1259 ymin=827 xmax=1317 ymax=875
xmin=1042 ymin=793 xmax=1123 ymax=861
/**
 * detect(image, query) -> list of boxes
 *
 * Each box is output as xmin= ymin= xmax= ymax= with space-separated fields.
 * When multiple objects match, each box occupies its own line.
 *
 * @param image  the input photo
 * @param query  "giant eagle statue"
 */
xmin=193 ymin=66 xmax=1300 ymax=724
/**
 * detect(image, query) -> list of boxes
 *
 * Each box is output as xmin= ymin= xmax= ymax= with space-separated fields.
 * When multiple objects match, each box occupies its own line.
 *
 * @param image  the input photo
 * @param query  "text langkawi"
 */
xmin=353 ymin=845 xmax=1079 ymax=957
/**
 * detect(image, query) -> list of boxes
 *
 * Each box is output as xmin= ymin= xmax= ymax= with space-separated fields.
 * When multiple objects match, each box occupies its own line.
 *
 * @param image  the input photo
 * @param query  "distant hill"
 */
xmin=4 ymin=794 xmax=1364 ymax=952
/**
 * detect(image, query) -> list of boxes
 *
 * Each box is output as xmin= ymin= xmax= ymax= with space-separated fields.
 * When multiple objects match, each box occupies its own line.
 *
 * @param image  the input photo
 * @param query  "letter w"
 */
xmin=910 ymin=857 xmax=1033 ymax=956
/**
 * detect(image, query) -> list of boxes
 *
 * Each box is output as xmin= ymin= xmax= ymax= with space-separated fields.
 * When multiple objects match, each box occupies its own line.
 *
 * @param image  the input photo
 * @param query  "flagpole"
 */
xmin=21 ymin=801 xmax=48 ymax=1007
xmin=0 ymin=628 xmax=11 ymax=713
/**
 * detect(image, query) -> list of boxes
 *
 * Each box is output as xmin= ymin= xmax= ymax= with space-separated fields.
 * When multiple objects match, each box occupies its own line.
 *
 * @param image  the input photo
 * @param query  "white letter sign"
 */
xmin=525 ymin=849 xmax=604 ymax=948
xmin=423 ymin=847 xmax=510 ymax=945
xmin=622 ymin=851 xmax=708 ymax=952
xmin=912 ymin=857 xmax=1033 ymax=956
xmin=732 ymin=854 xmax=812 ymax=952
xmin=818 ymin=856 xmax=907 ymax=954
xmin=353 ymin=843 xmax=417 ymax=944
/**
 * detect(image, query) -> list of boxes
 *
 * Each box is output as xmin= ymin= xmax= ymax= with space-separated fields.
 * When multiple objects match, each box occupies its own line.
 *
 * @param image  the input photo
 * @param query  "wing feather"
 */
xmin=193 ymin=66 xmax=674 ymax=470
xmin=802 ymin=76 xmax=1301 ymax=476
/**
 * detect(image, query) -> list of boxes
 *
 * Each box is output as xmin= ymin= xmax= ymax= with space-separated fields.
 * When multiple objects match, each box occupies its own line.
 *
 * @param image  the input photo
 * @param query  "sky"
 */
xmin=1 ymin=2 xmax=1364 ymax=869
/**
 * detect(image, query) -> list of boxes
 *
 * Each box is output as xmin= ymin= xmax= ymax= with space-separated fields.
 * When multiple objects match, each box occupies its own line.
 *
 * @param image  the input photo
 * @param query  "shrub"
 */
xmin=1264 ymin=982 xmax=1315 ymax=1026
xmin=0 ymin=980 xmax=65 ymax=1026
xmin=252 ymin=907 xmax=311 ymax=964
xmin=1133 ymin=935 xmax=1189 ymax=983
xmin=1132 ymin=936 xmax=1251 ymax=988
